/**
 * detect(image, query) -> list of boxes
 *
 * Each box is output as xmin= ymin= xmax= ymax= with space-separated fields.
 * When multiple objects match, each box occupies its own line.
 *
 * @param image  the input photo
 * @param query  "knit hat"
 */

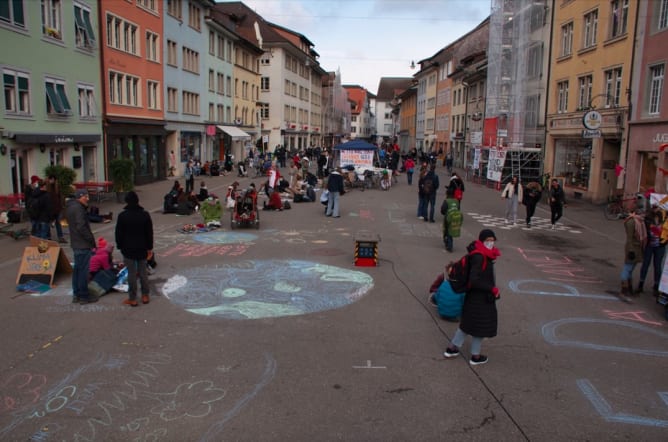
xmin=75 ymin=189 xmax=88 ymax=199
xmin=479 ymin=229 xmax=497 ymax=241
xmin=97 ymin=237 xmax=107 ymax=248
xmin=124 ymin=191 xmax=139 ymax=205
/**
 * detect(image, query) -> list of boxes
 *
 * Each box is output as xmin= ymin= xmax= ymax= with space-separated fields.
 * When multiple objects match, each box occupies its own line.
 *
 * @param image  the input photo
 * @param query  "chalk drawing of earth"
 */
xmin=161 ymin=259 xmax=374 ymax=319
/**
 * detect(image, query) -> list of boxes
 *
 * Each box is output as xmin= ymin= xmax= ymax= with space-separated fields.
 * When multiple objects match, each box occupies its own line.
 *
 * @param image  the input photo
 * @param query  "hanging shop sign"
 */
xmin=583 ymin=110 xmax=602 ymax=130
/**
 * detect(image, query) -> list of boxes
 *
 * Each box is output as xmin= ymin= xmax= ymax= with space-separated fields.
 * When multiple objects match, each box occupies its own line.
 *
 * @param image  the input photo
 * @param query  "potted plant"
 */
xmin=108 ymin=158 xmax=135 ymax=203
xmin=43 ymin=164 xmax=76 ymax=197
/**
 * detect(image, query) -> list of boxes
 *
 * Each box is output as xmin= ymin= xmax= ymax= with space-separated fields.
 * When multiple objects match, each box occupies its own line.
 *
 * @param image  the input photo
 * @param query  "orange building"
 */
xmin=99 ymin=0 xmax=166 ymax=184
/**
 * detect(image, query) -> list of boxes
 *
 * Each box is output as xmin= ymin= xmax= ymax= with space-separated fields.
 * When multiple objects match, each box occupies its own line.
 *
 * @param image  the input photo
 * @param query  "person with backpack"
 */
xmin=441 ymin=189 xmax=463 ymax=252
xmin=443 ymin=229 xmax=502 ymax=366
xmin=418 ymin=164 xmax=439 ymax=222
xmin=447 ymin=172 xmax=465 ymax=209
xmin=523 ymin=181 xmax=542 ymax=227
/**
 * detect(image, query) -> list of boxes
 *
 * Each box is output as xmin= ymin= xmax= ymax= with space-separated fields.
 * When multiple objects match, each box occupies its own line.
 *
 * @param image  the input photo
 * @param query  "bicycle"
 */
xmin=604 ymin=194 xmax=642 ymax=220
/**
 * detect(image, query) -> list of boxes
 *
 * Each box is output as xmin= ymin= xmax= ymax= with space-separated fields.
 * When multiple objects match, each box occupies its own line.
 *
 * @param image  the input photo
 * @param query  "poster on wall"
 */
xmin=473 ymin=148 xmax=481 ymax=170
xmin=486 ymin=148 xmax=507 ymax=182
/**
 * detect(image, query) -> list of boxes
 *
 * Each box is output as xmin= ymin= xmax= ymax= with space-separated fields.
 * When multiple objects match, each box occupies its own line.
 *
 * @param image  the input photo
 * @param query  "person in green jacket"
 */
xmin=441 ymin=188 xmax=463 ymax=252
xmin=200 ymin=196 xmax=222 ymax=228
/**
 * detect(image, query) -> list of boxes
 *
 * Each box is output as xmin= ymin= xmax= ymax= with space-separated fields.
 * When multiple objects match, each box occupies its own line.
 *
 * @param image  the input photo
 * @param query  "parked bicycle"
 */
xmin=603 ymin=193 xmax=644 ymax=220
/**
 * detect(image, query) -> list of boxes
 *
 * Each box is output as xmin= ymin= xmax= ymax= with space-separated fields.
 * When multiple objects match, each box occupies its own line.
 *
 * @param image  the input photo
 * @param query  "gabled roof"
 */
xmin=343 ymin=86 xmax=368 ymax=115
xmin=376 ymin=77 xmax=413 ymax=101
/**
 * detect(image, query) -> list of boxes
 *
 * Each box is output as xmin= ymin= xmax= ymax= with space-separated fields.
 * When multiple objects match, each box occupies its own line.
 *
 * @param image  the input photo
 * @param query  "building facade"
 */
xmin=1 ymin=0 xmax=103 ymax=194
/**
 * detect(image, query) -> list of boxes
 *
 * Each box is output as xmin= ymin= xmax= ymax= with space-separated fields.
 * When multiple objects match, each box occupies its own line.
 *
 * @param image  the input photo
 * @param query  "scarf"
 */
xmin=627 ymin=213 xmax=648 ymax=248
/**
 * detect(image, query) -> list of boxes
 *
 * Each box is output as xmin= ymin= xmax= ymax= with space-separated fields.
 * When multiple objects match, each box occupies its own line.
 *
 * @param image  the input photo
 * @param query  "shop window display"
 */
xmin=554 ymin=140 xmax=591 ymax=189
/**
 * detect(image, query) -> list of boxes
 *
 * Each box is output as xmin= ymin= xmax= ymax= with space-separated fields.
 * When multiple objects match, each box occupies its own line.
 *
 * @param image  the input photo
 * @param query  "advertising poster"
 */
xmin=473 ymin=148 xmax=481 ymax=170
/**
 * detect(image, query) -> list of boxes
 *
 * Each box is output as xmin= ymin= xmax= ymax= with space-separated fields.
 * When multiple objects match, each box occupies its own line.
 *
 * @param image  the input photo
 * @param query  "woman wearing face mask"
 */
xmin=443 ymin=229 xmax=502 ymax=366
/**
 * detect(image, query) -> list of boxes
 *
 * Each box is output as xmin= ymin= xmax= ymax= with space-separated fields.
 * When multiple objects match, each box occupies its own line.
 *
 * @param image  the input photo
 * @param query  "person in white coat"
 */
xmin=501 ymin=176 xmax=523 ymax=225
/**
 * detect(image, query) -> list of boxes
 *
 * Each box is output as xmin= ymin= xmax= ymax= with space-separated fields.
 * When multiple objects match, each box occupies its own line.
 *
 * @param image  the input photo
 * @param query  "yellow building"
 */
xmin=545 ymin=0 xmax=637 ymax=203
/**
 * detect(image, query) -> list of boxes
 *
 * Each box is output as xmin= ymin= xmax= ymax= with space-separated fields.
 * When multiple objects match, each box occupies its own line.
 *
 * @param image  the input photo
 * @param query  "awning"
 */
xmin=217 ymin=125 xmax=250 ymax=138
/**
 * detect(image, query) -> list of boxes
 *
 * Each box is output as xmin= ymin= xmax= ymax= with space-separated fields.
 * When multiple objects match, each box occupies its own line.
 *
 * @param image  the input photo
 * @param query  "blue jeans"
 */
xmin=620 ymin=262 xmax=638 ymax=281
xmin=73 ymin=249 xmax=93 ymax=300
xmin=53 ymin=213 xmax=64 ymax=239
xmin=35 ymin=222 xmax=51 ymax=239
xmin=417 ymin=195 xmax=428 ymax=218
xmin=326 ymin=191 xmax=340 ymax=217
xmin=639 ymin=246 xmax=666 ymax=287
xmin=124 ymin=257 xmax=150 ymax=300
xmin=427 ymin=193 xmax=437 ymax=221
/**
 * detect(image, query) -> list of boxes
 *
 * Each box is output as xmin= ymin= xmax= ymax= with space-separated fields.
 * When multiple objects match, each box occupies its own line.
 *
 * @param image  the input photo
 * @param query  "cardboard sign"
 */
xmin=16 ymin=237 xmax=72 ymax=286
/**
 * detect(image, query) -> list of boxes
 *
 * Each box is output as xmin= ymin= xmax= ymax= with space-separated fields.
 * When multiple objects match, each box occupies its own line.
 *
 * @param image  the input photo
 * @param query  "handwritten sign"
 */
xmin=339 ymin=150 xmax=374 ymax=169
xmin=486 ymin=148 xmax=507 ymax=182
xmin=17 ymin=238 xmax=72 ymax=286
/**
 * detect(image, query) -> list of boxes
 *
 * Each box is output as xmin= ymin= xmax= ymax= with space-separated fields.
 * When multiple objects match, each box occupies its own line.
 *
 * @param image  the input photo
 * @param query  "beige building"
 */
xmin=545 ymin=0 xmax=637 ymax=203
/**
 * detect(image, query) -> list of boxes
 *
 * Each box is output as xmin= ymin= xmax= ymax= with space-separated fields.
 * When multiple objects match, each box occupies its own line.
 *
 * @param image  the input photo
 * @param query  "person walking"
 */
xmin=523 ymin=181 xmax=542 ymax=227
xmin=325 ymin=167 xmax=345 ymax=218
xmin=416 ymin=164 xmax=428 ymax=219
xmin=619 ymin=208 xmax=647 ymax=303
xmin=46 ymin=174 xmax=67 ymax=243
xmin=501 ymin=176 xmax=523 ymax=225
xmin=549 ymin=179 xmax=566 ymax=229
xmin=404 ymin=157 xmax=415 ymax=185
xmin=441 ymin=188 xmax=463 ymax=252
xmin=184 ymin=160 xmax=195 ymax=194
xmin=64 ymin=189 xmax=98 ymax=304
xmin=447 ymin=172 xmax=465 ymax=208
xmin=638 ymin=206 xmax=665 ymax=296
xmin=443 ymin=229 xmax=502 ymax=365
xmin=419 ymin=164 xmax=439 ymax=222
xmin=115 ymin=191 xmax=154 ymax=307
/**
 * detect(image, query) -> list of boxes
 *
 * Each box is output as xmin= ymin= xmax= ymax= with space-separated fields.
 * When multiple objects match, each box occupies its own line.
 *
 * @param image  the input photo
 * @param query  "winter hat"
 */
xmin=75 ymin=189 xmax=88 ymax=199
xmin=97 ymin=237 xmax=108 ymax=249
xmin=479 ymin=229 xmax=497 ymax=241
xmin=31 ymin=175 xmax=40 ymax=184
xmin=124 ymin=191 xmax=139 ymax=205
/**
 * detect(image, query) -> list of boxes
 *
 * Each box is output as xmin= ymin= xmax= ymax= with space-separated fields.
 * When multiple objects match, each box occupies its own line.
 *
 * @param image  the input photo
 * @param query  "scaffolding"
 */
xmin=486 ymin=0 xmax=550 ymax=184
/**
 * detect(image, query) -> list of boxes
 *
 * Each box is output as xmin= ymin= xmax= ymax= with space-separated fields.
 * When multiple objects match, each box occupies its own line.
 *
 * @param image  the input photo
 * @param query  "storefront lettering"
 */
xmin=582 ymin=129 xmax=601 ymax=139
xmin=653 ymin=133 xmax=668 ymax=143
xmin=54 ymin=136 xmax=74 ymax=143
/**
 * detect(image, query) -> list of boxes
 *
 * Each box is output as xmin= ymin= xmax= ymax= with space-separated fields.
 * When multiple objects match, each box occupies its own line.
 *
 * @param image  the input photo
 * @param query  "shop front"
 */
xmin=217 ymin=125 xmax=251 ymax=164
xmin=105 ymin=119 xmax=167 ymax=185
xmin=626 ymin=123 xmax=668 ymax=194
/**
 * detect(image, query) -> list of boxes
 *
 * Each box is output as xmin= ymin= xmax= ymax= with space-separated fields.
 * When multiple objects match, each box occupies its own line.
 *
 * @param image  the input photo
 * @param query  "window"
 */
xmin=74 ymin=4 xmax=96 ymax=48
xmin=106 ymin=14 xmax=138 ymax=55
xmin=560 ymin=22 xmax=573 ymax=57
xmin=167 ymin=87 xmax=177 ymax=112
xmin=0 ymin=0 xmax=26 ymax=27
xmin=216 ymin=72 xmax=224 ymax=94
xmin=182 ymin=47 xmax=199 ymax=73
xmin=583 ymin=9 xmax=598 ymax=49
xmin=604 ymin=68 xmax=622 ymax=108
xmin=525 ymin=95 xmax=539 ymax=128
xmin=610 ymin=0 xmax=628 ymax=38
xmin=77 ymin=84 xmax=95 ymax=118
xmin=259 ymin=102 xmax=269 ymax=119
xmin=208 ymin=31 xmax=214 ymax=55
xmin=526 ymin=43 xmax=543 ymax=78
xmin=578 ymin=75 xmax=593 ymax=109
xmin=182 ymin=90 xmax=199 ymax=115
xmin=167 ymin=40 xmax=177 ymax=66
xmin=41 ymin=0 xmax=62 ymax=39
xmin=216 ymin=104 xmax=223 ymax=122
xmin=216 ymin=35 xmax=224 ymax=59
xmin=3 ymin=69 xmax=30 ymax=114
xmin=108 ymin=71 xmax=139 ymax=106
xmin=649 ymin=64 xmax=665 ymax=115
xmin=261 ymin=77 xmax=270 ymax=91
xmin=188 ymin=1 xmax=200 ymax=31
xmin=557 ymin=80 xmax=569 ymax=113
xmin=167 ymin=0 xmax=181 ymax=19
xmin=226 ymin=76 xmax=231 ymax=97
xmin=45 ymin=78 xmax=71 ymax=114
xmin=147 ymin=80 xmax=159 ymax=110
xmin=137 ymin=0 xmax=157 ymax=13
xmin=208 ymin=102 xmax=214 ymax=121
xmin=660 ymin=0 xmax=668 ymax=30
xmin=146 ymin=31 xmax=159 ymax=62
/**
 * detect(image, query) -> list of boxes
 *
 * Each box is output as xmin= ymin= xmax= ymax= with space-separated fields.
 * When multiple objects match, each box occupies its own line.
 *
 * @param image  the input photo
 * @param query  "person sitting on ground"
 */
xmin=263 ymin=188 xmax=284 ymax=211
xmin=200 ymin=196 xmax=222 ymax=227
xmin=176 ymin=189 xmax=195 ymax=215
xmin=87 ymin=205 xmax=112 ymax=223
xmin=197 ymin=181 xmax=209 ymax=201
xmin=89 ymin=237 xmax=114 ymax=278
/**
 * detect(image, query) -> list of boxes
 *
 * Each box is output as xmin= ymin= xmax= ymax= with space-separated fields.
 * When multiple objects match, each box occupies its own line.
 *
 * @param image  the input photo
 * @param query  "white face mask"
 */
xmin=484 ymin=240 xmax=495 ymax=250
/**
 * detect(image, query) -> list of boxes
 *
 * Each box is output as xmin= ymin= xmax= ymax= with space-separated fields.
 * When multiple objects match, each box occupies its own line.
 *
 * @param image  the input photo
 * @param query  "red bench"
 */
xmin=74 ymin=181 xmax=113 ymax=202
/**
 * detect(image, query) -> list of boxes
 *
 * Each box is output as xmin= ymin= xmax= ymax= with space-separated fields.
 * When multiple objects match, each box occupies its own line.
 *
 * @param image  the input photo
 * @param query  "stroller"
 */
xmin=230 ymin=188 xmax=260 ymax=229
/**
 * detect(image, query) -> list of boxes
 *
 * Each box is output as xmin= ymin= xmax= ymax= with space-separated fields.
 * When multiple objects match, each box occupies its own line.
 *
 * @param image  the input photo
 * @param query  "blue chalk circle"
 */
xmin=161 ymin=259 xmax=374 ymax=319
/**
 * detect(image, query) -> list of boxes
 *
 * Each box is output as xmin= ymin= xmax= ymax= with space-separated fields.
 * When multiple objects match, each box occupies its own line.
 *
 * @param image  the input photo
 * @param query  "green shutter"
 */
xmin=55 ymin=83 xmax=71 ymax=111
xmin=45 ymin=83 xmax=64 ymax=113
xmin=73 ymin=6 xmax=85 ymax=29
xmin=82 ymin=9 xmax=96 ymax=43
xmin=0 ymin=1 xmax=10 ymax=22
xmin=4 ymin=73 xmax=15 ymax=87
xmin=17 ymin=76 xmax=28 ymax=90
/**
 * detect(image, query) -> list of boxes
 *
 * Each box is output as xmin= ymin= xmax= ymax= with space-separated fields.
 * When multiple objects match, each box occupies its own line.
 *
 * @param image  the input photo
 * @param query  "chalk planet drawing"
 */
xmin=161 ymin=259 xmax=374 ymax=319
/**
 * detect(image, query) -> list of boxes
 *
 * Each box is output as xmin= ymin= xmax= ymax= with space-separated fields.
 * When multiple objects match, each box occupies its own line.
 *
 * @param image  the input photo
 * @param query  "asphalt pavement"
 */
xmin=0 ymin=166 xmax=666 ymax=441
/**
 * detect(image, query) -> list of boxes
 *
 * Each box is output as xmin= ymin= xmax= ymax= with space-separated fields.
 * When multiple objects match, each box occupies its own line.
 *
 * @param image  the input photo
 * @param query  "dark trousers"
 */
xmin=123 ymin=257 xmax=150 ymax=300
xmin=73 ymin=249 xmax=93 ymax=300
xmin=639 ymin=245 xmax=666 ymax=287
xmin=550 ymin=204 xmax=563 ymax=225
xmin=525 ymin=202 xmax=538 ymax=225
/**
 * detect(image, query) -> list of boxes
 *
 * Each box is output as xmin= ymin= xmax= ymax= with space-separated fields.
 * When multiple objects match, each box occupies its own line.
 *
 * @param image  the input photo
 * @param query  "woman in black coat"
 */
xmin=443 ymin=229 xmax=501 ymax=365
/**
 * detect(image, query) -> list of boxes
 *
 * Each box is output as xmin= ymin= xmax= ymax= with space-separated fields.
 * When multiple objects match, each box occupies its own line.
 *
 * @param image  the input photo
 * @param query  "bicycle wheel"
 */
xmin=604 ymin=202 xmax=622 ymax=220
